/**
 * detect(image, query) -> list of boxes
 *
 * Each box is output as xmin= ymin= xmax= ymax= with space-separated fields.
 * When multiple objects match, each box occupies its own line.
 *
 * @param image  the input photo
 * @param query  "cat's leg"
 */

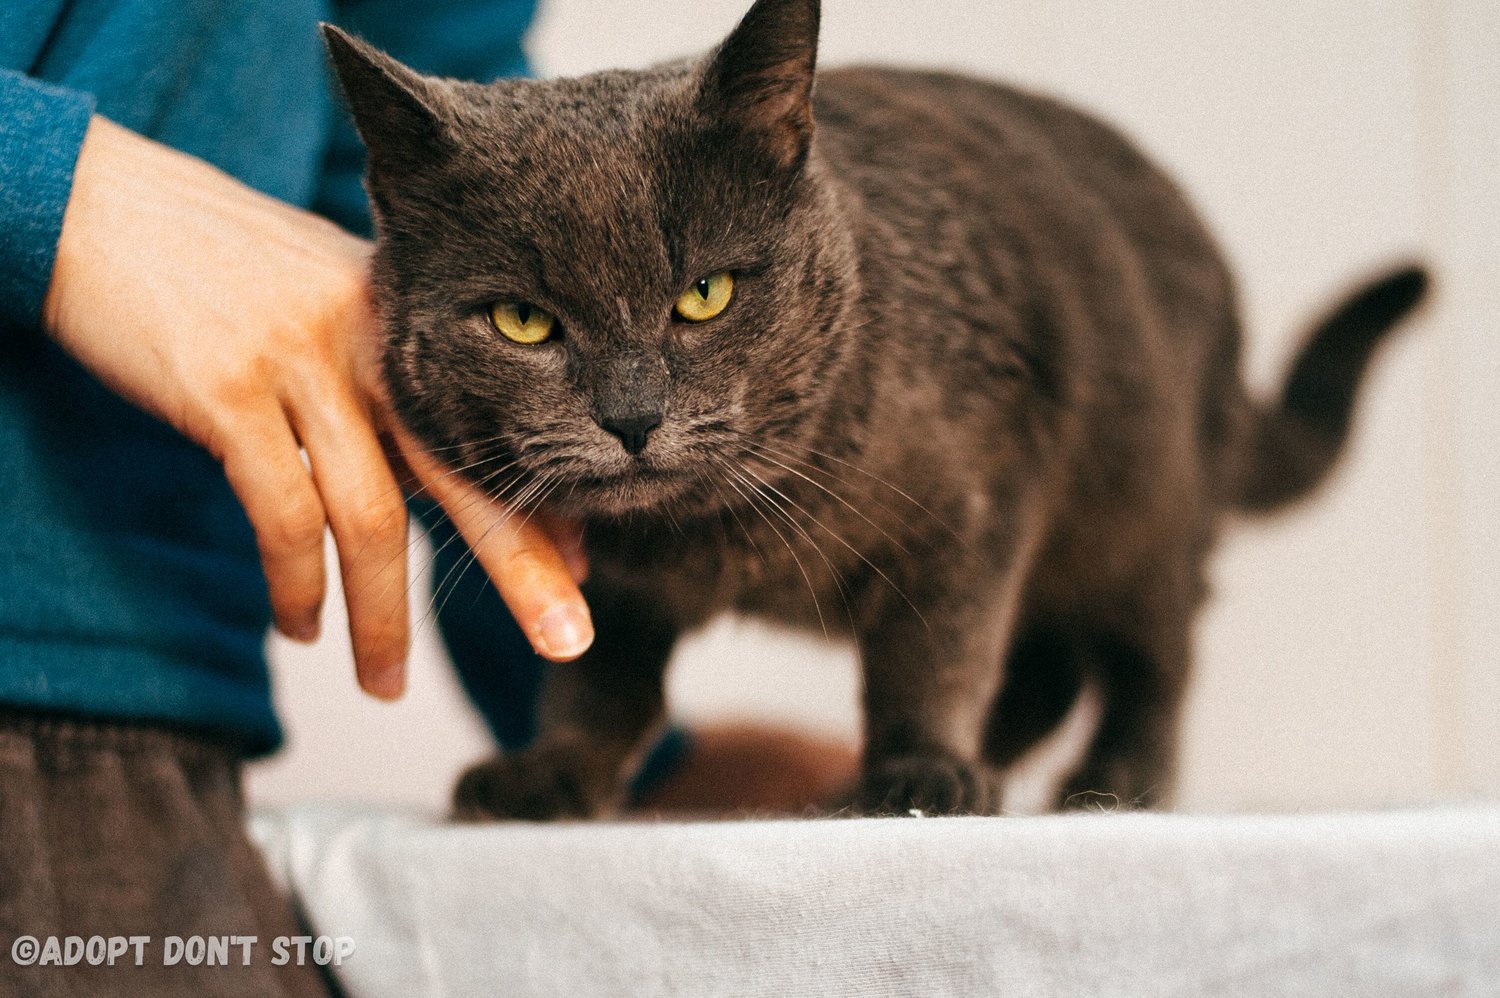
xmin=854 ymin=541 xmax=1037 ymax=816
xmin=982 ymin=626 xmax=1088 ymax=771
xmin=1054 ymin=621 xmax=1190 ymax=811
xmin=452 ymin=583 xmax=677 ymax=821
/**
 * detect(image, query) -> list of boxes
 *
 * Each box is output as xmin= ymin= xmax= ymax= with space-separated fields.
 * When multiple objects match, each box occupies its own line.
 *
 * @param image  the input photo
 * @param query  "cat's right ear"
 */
xmin=321 ymin=24 xmax=452 ymax=175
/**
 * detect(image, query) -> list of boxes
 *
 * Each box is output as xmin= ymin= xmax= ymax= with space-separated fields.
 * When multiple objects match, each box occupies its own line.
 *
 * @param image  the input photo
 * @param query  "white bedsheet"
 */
xmin=250 ymin=804 xmax=1500 ymax=997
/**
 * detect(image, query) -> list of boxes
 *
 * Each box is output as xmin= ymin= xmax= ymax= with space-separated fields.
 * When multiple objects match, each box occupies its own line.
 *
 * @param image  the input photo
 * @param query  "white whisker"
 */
xmin=741 ymin=439 xmax=914 ymax=556
xmin=758 ymin=438 xmax=966 ymax=545
xmin=717 ymin=459 xmax=828 ymax=639
xmin=738 ymin=459 xmax=929 ymax=633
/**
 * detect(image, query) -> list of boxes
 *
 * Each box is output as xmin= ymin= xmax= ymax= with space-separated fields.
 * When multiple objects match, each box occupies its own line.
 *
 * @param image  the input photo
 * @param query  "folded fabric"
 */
xmin=251 ymin=804 xmax=1500 ymax=997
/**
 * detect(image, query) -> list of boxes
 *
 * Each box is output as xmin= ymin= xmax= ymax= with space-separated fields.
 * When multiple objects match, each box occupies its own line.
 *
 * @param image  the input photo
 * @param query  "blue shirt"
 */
xmin=0 ymin=0 xmax=535 ymax=754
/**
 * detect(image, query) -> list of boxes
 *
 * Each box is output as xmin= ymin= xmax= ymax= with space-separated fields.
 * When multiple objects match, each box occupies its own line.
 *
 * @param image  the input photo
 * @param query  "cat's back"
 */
xmin=811 ymin=66 xmax=1228 ymax=291
xmin=809 ymin=67 xmax=1248 ymax=572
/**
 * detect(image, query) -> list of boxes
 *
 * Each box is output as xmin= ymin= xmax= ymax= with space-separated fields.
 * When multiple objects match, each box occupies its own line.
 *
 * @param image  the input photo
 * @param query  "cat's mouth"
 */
xmin=544 ymin=462 xmax=703 ymax=519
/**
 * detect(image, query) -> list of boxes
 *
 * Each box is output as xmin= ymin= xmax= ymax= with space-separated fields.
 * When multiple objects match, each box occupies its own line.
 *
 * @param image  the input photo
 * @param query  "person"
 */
xmin=0 ymin=2 xmax=854 ymax=996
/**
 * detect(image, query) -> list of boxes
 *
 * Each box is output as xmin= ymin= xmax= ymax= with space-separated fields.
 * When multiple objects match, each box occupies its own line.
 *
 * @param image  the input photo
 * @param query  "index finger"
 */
xmin=392 ymin=423 xmax=594 ymax=662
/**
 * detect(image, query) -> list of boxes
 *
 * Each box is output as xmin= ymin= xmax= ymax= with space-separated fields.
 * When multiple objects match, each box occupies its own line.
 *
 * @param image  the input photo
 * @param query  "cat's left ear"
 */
xmin=321 ymin=24 xmax=455 ymax=176
xmin=699 ymin=0 xmax=820 ymax=171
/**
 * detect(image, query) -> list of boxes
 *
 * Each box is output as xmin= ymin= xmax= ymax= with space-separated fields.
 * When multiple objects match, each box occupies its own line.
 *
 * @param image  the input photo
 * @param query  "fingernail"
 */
xmin=537 ymin=603 xmax=593 ymax=660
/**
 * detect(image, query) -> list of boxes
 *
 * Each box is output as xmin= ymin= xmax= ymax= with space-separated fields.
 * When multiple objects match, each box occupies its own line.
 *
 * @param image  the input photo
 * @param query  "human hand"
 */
xmin=42 ymin=115 xmax=593 ymax=698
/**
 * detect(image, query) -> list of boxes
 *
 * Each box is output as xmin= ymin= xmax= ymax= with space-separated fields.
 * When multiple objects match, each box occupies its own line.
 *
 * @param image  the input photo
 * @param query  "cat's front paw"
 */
xmin=857 ymin=753 xmax=1002 ymax=816
xmin=451 ymin=744 xmax=614 ymax=822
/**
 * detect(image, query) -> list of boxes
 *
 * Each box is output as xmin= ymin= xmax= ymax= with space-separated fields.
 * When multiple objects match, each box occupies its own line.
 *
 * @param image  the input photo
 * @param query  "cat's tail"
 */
xmin=1236 ymin=263 xmax=1430 ymax=513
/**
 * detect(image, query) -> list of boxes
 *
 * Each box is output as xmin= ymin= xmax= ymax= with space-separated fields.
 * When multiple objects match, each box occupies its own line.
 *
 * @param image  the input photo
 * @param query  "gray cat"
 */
xmin=322 ymin=0 xmax=1425 ymax=818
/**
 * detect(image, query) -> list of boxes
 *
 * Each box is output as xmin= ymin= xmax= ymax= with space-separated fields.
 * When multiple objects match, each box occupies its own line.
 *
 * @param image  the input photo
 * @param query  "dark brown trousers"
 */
xmin=0 ymin=713 xmax=333 ymax=998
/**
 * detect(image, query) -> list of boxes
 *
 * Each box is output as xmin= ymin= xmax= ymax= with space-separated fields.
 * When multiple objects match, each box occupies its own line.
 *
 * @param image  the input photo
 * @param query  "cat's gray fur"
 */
xmin=322 ymin=0 xmax=1426 ymax=818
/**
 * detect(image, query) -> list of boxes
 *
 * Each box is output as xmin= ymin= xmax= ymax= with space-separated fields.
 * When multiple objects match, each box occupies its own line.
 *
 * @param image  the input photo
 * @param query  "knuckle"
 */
xmin=300 ymin=265 xmax=369 ymax=347
xmin=211 ymin=356 xmax=272 ymax=411
xmin=326 ymin=263 xmax=370 ymax=313
xmin=272 ymin=322 xmax=333 ymax=375
xmin=261 ymin=495 xmax=325 ymax=554
xmin=347 ymin=500 xmax=406 ymax=544
xmin=500 ymin=543 xmax=549 ymax=581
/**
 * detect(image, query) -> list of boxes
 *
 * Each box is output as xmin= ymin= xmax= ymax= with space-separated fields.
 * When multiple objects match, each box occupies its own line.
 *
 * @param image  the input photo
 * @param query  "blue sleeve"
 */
xmin=0 ymin=70 xmax=95 ymax=331
xmin=317 ymin=0 xmax=535 ymax=235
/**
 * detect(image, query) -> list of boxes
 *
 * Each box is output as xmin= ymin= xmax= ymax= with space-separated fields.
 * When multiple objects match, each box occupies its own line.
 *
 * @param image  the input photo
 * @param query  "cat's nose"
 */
xmin=599 ymin=410 xmax=663 ymax=455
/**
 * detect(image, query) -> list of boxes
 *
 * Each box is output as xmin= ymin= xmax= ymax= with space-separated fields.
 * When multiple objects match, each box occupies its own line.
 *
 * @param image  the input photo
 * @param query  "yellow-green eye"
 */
xmin=674 ymin=271 xmax=734 ymax=322
xmin=490 ymin=301 xmax=556 ymax=344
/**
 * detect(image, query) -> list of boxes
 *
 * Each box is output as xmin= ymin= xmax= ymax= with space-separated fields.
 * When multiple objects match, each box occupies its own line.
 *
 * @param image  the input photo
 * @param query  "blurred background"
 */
xmin=248 ymin=0 xmax=1498 ymax=813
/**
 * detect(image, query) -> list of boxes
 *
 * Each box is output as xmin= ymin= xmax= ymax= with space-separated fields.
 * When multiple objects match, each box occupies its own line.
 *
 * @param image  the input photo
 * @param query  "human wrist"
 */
xmin=41 ymin=115 xmax=186 ymax=342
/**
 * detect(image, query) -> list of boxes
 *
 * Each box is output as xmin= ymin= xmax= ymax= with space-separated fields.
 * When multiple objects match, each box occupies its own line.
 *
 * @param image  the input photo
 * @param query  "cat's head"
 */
xmin=324 ymin=0 xmax=858 ymax=520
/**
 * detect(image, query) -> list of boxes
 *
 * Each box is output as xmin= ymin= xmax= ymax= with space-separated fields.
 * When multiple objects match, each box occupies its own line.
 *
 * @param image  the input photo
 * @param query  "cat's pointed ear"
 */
xmin=321 ymin=24 xmax=453 ymax=174
xmin=700 ymin=0 xmax=820 ymax=170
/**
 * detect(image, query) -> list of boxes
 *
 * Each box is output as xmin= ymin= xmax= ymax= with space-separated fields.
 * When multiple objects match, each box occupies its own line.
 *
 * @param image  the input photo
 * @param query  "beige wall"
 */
xmin=248 ymin=0 xmax=1498 ymax=813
